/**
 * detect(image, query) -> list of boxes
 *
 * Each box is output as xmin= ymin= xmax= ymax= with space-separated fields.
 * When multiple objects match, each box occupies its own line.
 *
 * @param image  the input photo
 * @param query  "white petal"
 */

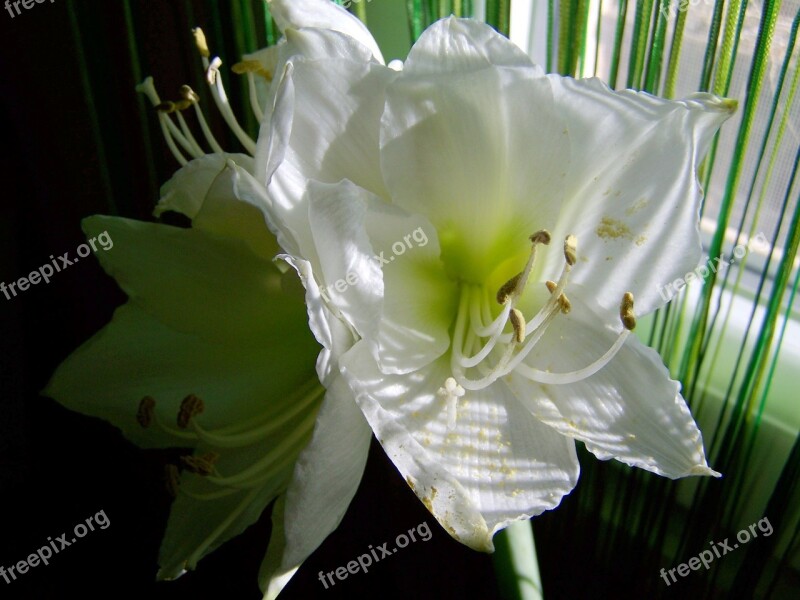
xmin=381 ymin=59 xmax=569 ymax=281
xmin=543 ymin=76 xmax=736 ymax=314
xmin=155 ymin=153 xmax=254 ymax=220
xmin=78 ymin=216 xmax=292 ymax=344
xmin=267 ymin=0 xmax=384 ymax=64
xmin=306 ymin=180 xmax=383 ymax=343
xmin=191 ymin=161 xmax=280 ymax=262
xmin=280 ymin=375 xmax=372 ymax=570
xmin=509 ymin=286 xmax=717 ymax=479
xmin=43 ymin=303 xmax=318 ymax=449
xmin=341 ymin=343 xmax=580 ymax=551
xmin=362 ymin=200 xmax=457 ymax=374
xmin=262 ymin=57 xmax=395 ymax=198
xmin=258 ymin=495 xmax=296 ymax=599
xmin=404 ymin=16 xmax=537 ymax=75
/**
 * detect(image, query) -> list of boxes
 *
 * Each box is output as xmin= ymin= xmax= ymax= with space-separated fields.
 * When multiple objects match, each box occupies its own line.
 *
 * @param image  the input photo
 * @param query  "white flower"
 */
xmin=229 ymin=5 xmax=736 ymax=592
xmin=45 ymin=1 xmax=386 ymax=593
xmin=44 ymin=157 xmax=326 ymax=581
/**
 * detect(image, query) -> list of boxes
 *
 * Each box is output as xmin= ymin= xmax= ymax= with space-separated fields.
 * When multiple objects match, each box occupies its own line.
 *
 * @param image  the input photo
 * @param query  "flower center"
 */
xmin=439 ymin=231 xmax=636 ymax=428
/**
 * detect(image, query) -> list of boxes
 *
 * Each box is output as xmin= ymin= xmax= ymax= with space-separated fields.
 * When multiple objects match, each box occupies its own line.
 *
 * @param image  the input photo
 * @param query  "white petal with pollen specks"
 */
xmin=508 ymin=286 xmax=717 ymax=479
xmin=341 ymin=342 xmax=580 ymax=551
xmin=541 ymin=76 xmax=735 ymax=314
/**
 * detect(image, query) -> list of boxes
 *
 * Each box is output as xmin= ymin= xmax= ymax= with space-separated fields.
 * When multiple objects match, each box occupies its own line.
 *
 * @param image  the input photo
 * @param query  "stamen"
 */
xmin=180 ymin=452 xmax=220 ymax=476
xmin=192 ymin=27 xmax=210 ymax=58
xmin=510 ymin=308 xmax=526 ymax=343
xmin=620 ymin=291 xmax=636 ymax=330
xmin=205 ymin=409 xmax=317 ymax=488
xmin=178 ymin=394 xmax=205 ymax=429
xmin=514 ymin=329 xmax=630 ymax=385
xmin=496 ymin=229 xmax=551 ymax=304
xmin=437 ymin=377 xmax=466 ymax=430
xmin=182 ymin=85 xmax=225 ymax=154
xmin=530 ymin=230 xmax=552 ymax=245
xmin=513 ymin=291 xmax=637 ymax=385
xmin=545 ymin=281 xmax=571 ymax=314
xmin=564 ymin=234 xmax=577 ymax=266
xmin=137 ymin=396 xmax=155 ymax=428
xmin=205 ymin=57 xmax=258 ymax=154
xmin=496 ymin=273 xmax=522 ymax=305
xmin=136 ymin=77 xmax=189 ymax=166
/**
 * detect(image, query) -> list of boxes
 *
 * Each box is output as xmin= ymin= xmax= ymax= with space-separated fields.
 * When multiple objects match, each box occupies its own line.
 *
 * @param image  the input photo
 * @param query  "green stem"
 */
xmin=492 ymin=521 xmax=543 ymax=600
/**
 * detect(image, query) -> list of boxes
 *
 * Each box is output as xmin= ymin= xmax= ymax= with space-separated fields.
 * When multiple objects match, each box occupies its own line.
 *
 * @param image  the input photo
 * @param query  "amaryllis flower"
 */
xmin=43 ymin=155 xmax=327 ymax=581
xmin=44 ymin=0 xmax=385 ymax=593
xmin=227 ymin=3 xmax=736 ymax=591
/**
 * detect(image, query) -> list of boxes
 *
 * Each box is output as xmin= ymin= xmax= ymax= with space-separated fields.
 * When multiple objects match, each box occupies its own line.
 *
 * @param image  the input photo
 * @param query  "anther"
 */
xmin=155 ymin=101 xmax=176 ymax=114
xmin=530 ymin=230 xmax=552 ymax=245
xmin=496 ymin=273 xmax=522 ymax=304
xmin=545 ymin=281 xmax=571 ymax=313
xmin=620 ymin=292 xmax=636 ymax=330
xmin=180 ymin=452 xmax=220 ymax=476
xmin=177 ymin=394 xmax=205 ymax=429
xmin=192 ymin=27 xmax=210 ymax=58
xmin=180 ymin=85 xmax=200 ymax=103
xmin=564 ymin=234 xmax=577 ymax=266
xmin=165 ymin=465 xmax=181 ymax=498
xmin=510 ymin=308 xmax=526 ymax=343
xmin=231 ymin=60 xmax=272 ymax=79
xmin=137 ymin=396 xmax=155 ymax=428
